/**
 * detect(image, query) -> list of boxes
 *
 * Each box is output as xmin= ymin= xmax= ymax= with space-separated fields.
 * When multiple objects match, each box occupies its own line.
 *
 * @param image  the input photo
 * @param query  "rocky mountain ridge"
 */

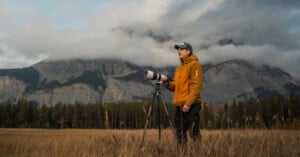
xmin=0 ymin=58 xmax=299 ymax=105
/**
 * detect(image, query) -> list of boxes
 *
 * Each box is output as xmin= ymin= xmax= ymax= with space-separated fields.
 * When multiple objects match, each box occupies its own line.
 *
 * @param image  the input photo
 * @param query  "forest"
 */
xmin=0 ymin=93 xmax=299 ymax=129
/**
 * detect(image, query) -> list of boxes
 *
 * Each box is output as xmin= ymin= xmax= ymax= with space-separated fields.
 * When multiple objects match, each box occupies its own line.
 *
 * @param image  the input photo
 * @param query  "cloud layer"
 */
xmin=0 ymin=0 xmax=299 ymax=78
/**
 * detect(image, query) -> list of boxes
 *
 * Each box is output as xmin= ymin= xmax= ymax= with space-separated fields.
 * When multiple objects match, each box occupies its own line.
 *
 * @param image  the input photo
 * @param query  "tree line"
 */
xmin=0 ymin=93 xmax=299 ymax=129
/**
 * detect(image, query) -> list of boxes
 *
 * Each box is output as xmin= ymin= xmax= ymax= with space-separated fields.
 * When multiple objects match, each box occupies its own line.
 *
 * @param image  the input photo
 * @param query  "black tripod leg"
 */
xmin=157 ymin=95 xmax=161 ymax=141
xmin=141 ymin=92 xmax=156 ymax=145
xmin=159 ymin=95 xmax=176 ymax=137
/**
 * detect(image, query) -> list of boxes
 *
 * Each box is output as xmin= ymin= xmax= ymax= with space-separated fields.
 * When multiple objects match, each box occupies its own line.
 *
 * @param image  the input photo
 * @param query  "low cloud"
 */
xmin=0 ymin=0 xmax=299 ymax=78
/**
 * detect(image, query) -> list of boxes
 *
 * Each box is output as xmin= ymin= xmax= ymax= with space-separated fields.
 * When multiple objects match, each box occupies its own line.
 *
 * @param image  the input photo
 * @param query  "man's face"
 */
xmin=178 ymin=48 xmax=190 ymax=59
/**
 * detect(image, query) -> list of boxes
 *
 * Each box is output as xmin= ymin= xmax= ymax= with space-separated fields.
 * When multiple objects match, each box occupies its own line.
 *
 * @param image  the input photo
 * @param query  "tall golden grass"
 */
xmin=0 ymin=129 xmax=299 ymax=157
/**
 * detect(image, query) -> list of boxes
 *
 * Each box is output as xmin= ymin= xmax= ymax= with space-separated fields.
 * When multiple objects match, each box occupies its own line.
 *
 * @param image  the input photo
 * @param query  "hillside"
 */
xmin=0 ymin=58 xmax=299 ymax=105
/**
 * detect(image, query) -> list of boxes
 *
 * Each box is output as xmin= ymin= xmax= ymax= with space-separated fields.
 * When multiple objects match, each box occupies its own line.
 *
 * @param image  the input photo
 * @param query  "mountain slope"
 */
xmin=202 ymin=60 xmax=300 ymax=104
xmin=30 ymin=59 xmax=156 ymax=104
xmin=0 ymin=59 xmax=299 ymax=105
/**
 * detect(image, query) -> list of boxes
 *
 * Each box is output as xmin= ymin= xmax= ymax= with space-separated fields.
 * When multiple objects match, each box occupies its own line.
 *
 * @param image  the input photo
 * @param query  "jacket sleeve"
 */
xmin=185 ymin=62 xmax=203 ymax=107
xmin=164 ymin=81 xmax=175 ymax=92
xmin=164 ymin=68 xmax=177 ymax=92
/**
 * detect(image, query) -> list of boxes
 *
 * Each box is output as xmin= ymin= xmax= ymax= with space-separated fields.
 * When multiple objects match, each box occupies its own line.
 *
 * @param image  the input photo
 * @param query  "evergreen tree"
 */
xmin=96 ymin=103 xmax=104 ymax=128
xmin=38 ymin=105 xmax=50 ymax=128
xmin=72 ymin=103 xmax=83 ymax=128
xmin=0 ymin=94 xmax=299 ymax=129
xmin=0 ymin=104 xmax=3 ymax=127
xmin=84 ymin=104 xmax=97 ymax=128
xmin=51 ymin=103 xmax=62 ymax=128
xmin=59 ymin=104 xmax=67 ymax=128
xmin=16 ymin=99 xmax=34 ymax=127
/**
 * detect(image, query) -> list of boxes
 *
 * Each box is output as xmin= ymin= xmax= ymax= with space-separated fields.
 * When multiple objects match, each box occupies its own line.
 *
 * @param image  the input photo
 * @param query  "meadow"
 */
xmin=0 ymin=129 xmax=299 ymax=157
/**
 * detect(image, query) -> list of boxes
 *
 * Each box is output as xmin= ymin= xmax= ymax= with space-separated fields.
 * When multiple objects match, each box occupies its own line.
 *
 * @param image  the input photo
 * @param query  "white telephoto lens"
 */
xmin=160 ymin=74 xmax=168 ymax=82
xmin=145 ymin=70 xmax=155 ymax=80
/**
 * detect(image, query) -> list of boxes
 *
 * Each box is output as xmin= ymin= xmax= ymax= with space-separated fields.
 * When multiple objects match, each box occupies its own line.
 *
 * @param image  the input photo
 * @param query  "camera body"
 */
xmin=144 ymin=70 xmax=172 ymax=83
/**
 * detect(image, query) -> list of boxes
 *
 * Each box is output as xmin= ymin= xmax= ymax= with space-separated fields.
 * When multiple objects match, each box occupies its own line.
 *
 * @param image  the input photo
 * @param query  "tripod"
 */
xmin=141 ymin=82 xmax=176 ymax=145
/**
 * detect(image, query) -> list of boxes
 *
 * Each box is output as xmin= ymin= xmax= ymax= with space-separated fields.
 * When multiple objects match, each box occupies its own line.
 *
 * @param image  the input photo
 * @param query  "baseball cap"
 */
xmin=174 ymin=42 xmax=193 ymax=53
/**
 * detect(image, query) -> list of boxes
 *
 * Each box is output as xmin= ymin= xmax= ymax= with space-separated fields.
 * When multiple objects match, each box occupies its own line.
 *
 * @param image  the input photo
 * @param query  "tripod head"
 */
xmin=153 ymin=82 xmax=163 ymax=95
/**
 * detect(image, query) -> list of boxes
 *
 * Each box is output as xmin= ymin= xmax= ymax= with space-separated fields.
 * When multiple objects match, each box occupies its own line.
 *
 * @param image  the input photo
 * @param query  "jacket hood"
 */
xmin=181 ymin=55 xmax=199 ymax=65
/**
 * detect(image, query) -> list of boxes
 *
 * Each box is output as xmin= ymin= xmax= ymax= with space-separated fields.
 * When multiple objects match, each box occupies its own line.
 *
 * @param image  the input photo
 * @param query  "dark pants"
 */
xmin=175 ymin=103 xmax=201 ymax=144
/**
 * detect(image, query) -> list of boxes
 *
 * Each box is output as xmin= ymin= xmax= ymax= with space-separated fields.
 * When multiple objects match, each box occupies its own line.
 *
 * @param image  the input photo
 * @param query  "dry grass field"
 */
xmin=0 ymin=129 xmax=299 ymax=157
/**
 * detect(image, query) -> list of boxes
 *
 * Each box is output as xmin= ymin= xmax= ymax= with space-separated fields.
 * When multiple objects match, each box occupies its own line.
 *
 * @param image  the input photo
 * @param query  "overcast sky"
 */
xmin=0 ymin=0 xmax=299 ymax=78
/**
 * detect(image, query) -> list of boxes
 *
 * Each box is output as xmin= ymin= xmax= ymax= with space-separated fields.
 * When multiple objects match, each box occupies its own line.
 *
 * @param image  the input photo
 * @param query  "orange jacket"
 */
xmin=164 ymin=55 xmax=203 ymax=107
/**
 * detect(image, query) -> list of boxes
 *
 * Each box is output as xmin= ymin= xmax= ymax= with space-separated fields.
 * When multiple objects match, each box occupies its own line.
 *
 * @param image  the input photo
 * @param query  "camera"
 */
xmin=144 ymin=70 xmax=172 ymax=82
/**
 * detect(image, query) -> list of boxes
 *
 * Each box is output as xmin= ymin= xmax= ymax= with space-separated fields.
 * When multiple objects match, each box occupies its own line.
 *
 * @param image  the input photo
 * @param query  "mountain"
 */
xmin=0 ymin=58 xmax=299 ymax=105
xmin=202 ymin=60 xmax=300 ymax=104
xmin=0 ymin=59 xmax=160 ymax=105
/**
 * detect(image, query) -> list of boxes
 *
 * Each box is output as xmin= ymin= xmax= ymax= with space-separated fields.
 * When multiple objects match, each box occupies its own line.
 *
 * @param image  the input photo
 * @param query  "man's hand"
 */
xmin=162 ymin=80 xmax=169 ymax=86
xmin=182 ymin=105 xmax=190 ymax=112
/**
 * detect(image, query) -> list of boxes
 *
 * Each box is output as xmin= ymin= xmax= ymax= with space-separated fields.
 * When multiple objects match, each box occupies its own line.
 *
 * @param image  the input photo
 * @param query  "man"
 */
xmin=163 ymin=42 xmax=203 ymax=144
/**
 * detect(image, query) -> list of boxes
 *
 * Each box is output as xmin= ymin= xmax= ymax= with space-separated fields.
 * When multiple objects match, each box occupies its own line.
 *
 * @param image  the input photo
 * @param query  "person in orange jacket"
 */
xmin=163 ymin=42 xmax=203 ymax=144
